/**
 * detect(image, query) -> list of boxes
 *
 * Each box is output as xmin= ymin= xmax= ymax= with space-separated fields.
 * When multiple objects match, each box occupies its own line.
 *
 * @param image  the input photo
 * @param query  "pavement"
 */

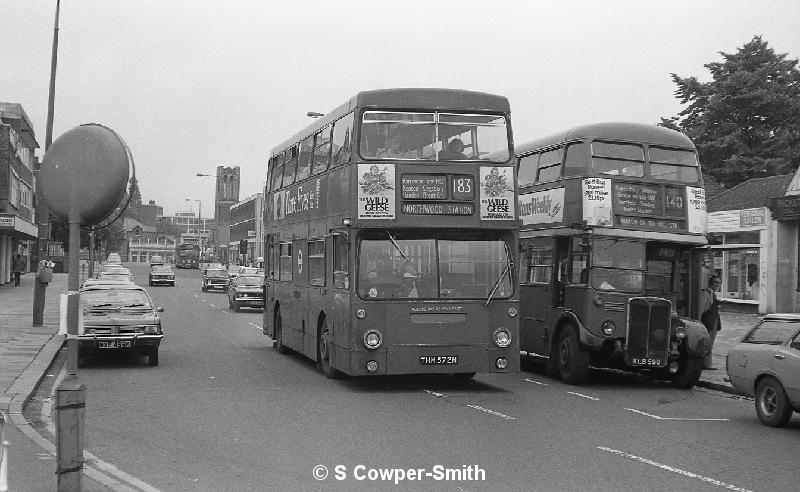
xmin=0 ymin=271 xmax=762 ymax=490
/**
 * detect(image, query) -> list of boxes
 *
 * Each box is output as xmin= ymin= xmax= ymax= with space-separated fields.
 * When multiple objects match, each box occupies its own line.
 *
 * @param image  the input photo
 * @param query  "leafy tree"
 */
xmin=661 ymin=36 xmax=800 ymax=188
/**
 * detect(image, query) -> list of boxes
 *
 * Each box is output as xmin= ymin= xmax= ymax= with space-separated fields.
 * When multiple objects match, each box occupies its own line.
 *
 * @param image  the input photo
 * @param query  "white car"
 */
xmin=726 ymin=314 xmax=800 ymax=427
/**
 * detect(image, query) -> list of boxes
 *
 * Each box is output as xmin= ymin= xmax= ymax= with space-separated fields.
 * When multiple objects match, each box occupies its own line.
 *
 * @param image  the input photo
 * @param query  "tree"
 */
xmin=126 ymin=175 xmax=142 ymax=219
xmin=661 ymin=36 xmax=800 ymax=188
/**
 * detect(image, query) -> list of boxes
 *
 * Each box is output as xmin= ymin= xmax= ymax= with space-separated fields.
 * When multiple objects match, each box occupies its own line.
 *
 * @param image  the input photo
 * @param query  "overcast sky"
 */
xmin=2 ymin=0 xmax=799 ymax=217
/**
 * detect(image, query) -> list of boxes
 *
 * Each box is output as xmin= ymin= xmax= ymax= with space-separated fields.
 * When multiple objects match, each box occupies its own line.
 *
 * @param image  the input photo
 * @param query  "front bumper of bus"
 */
xmin=343 ymin=344 xmax=519 ymax=376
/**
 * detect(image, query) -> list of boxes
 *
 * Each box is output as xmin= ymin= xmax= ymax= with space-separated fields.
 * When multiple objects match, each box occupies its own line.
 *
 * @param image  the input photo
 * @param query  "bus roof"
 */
xmin=515 ymin=122 xmax=695 ymax=156
xmin=271 ymin=88 xmax=511 ymax=157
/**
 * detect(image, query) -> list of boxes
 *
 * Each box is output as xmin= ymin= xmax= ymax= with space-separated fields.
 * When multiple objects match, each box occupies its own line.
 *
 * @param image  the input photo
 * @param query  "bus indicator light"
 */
xmin=507 ymin=307 xmax=518 ymax=318
xmin=601 ymin=320 xmax=616 ymax=336
xmin=496 ymin=357 xmax=508 ymax=370
xmin=366 ymin=360 xmax=379 ymax=372
xmin=363 ymin=330 xmax=383 ymax=350
xmin=356 ymin=309 xmax=366 ymax=319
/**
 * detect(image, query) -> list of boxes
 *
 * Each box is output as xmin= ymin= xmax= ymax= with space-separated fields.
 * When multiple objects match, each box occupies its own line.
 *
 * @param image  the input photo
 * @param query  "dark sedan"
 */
xmin=227 ymin=275 xmax=265 ymax=312
xmin=202 ymin=267 xmax=230 ymax=292
xmin=149 ymin=265 xmax=176 ymax=286
xmin=78 ymin=284 xmax=164 ymax=366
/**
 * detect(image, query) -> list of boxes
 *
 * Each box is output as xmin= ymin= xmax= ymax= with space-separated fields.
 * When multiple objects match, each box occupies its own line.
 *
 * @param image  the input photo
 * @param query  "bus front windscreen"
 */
xmin=590 ymin=239 xmax=644 ymax=293
xmin=360 ymin=111 xmax=509 ymax=162
xmin=358 ymin=232 xmax=513 ymax=300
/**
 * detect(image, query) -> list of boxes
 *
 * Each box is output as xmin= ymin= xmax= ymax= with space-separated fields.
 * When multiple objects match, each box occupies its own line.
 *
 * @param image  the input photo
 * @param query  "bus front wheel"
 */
xmin=318 ymin=319 xmax=340 ymax=379
xmin=557 ymin=324 xmax=589 ymax=385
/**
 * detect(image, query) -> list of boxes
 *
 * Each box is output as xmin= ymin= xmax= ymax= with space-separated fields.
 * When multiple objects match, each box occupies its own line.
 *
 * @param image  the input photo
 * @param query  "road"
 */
xmin=26 ymin=264 xmax=798 ymax=491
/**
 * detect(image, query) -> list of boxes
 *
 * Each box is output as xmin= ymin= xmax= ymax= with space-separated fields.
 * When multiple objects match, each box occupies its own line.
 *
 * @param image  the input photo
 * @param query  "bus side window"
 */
xmin=333 ymin=233 xmax=349 ymax=289
xmin=279 ymin=242 xmax=293 ymax=281
xmin=270 ymin=153 xmax=285 ymax=192
xmin=517 ymin=153 xmax=539 ymax=188
xmin=519 ymin=245 xmax=531 ymax=284
xmin=283 ymin=146 xmax=298 ymax=187
xmin=296 ymin=135 xmax=314 ymax=182
xmin=536 ymin=147 xmax=563 ymax=183
xmin=308 ymin=239 xmax=325 ymax=286
xmin=312 ymin=125 xmax=332 ymax=175
xmin=563 ymin=142 xmax=589 ymax=177
xmin=331 ymin=113 xmax=354 ymax=167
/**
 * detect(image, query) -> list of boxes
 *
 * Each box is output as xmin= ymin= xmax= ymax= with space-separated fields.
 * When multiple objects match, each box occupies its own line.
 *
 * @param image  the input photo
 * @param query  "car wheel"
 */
xmin=557 ymin=324 xmax=589 ymax=385
xmin=148 ymin=349 xmax=159 ymax=367
xmin=317 ymin=318 xmax=340 ymax=379
xmin=755 ymin=377 xmax=793 ymax=427
xmin=275 ymin=309 xmax=289 ymax=354
xmin=671 ymin=354 xmax=703 ymax=389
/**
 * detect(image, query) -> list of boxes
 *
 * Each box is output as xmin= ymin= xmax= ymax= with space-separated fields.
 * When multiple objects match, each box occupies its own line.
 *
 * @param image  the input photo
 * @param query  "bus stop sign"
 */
xmin=39 ymin=124 xmax=130 ymax=225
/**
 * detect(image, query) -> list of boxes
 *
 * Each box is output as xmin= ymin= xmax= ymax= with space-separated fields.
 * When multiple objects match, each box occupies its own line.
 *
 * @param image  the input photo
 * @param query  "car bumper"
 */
xmin=204 ymin=283 xmax=228 ymax=290
xmin=233 ymin=296 xmax=264 ymax=307
xmin=78 ymin=334 xmax=163 ymax=353
xmin=150 ymin=279 xmax=175 ymax=285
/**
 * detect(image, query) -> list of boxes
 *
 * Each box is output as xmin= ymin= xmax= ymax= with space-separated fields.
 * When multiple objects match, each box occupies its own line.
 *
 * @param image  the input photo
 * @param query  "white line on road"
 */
xmin=597 ymin=447 xmax=753 ymax=492
xmin=423 ymin=389 xmax=445 ymax=398
xmin=523 ymin=378 xmax=548 ymax=386
xmin=567 ymin=391 xmax=600 ymax=401
xmin=624 ymin=408 xmax=729 ymax=421
xmin=209 ymin=304 xmax=216 ymax=308
xmin=466 ymin=404 xmax=515 ymax=421
xmin=248 ymin=322 xmax=263 ymax=331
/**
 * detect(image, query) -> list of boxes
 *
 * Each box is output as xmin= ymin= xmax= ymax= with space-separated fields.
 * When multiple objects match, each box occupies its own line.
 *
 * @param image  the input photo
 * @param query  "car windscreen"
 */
xmin=206 ymin=270 xmax=228 ymax=278
xmin=152 ymin=266 xmax=172 ymax=273
xmin=237 ymin=276 xmax=264 ymax=286
xmin=81 ymin=289 xmax=152 ymax=310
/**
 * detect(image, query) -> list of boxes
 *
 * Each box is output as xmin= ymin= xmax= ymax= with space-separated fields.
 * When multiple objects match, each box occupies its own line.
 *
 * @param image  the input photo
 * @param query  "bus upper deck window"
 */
xmin=648 ymin=147 xmax=700 ymax=183
xmin=592 ymin=141 xmax=644 ymax=177
xmin=563 ymin=142 xmax=589 ymax=177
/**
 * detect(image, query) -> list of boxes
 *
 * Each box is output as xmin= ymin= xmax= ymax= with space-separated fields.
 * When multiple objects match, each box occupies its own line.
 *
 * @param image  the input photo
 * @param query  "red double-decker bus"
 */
xmin=515 ymin=122 xmax=711 ymax=387
xmin=262 ymin=88 xmax=520 ymax=378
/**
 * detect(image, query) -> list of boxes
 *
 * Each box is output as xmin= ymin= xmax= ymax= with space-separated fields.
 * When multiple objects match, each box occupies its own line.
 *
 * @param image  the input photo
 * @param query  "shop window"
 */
xmin=713 ymin=248 xmax=760 ymax=301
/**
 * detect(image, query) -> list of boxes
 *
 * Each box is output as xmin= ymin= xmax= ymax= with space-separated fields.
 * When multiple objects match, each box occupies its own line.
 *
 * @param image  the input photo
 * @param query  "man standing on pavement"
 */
xmin=699 ymin=275 xmax=722 ymax=370
xmin=12 ymin=253 xmax=25 ymax=286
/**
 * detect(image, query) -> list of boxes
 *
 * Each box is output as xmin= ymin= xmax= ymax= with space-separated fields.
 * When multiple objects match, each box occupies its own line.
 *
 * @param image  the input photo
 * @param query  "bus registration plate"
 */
xmin=98 ymin=340 xmax=132 ymax=349
xmin=419 ymin=355 xmax=458 ymax=365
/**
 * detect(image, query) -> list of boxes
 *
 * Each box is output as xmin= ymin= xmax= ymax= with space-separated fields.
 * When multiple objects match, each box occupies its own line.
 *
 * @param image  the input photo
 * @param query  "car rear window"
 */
xmin=743 ymin=320 xmax=800 ymax=344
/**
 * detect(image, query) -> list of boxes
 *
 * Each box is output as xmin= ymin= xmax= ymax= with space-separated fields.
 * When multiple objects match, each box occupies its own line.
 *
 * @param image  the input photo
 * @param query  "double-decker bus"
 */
xmin=175 ymin=243 xmax=200 ymax=269
xmin=515 ymin=122 xmax=711 ymax=388
xmin=263 ymin=88 xmax=520 ymax=378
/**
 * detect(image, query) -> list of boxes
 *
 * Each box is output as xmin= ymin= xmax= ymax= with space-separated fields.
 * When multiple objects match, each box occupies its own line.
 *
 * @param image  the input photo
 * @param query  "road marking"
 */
xmin=624 ymin=408 xmax=729 ymax=421
xmin=466 ymin=404 xmax=515 ymax=421
xmin=209 ymin=304 xmax=216 ymax=308
xmin=248 ymin=322 xmax=263 ymax=331
xmin=423 ymin=389 xmax=445 ymax=398
xmin=598 ymin=447 xmax=752 ymax=492
xmin=523 ymin=378 xmax=548 ymax=386
xmin=567 ymin=391 xmax=600 ymax=401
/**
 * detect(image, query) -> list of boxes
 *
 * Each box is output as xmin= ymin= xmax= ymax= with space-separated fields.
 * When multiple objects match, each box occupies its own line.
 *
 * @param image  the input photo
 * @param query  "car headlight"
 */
xmin=493 ymin=328 xmax=511 ymax=348
xmin=363 ymin=329 xmax=382 ymax=350
xmin=144 ymin=325 xmax=161 ymax=335
xmin=601 ymin=320 xmax=616 ymax=336
xmin=675 ymin=326 xmax=686 ymax=339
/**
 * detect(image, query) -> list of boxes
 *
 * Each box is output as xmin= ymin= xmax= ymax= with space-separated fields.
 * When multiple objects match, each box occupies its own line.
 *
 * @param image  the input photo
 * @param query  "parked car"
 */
xmin=106 ymin=253 xmax=122 ymax=265
xmin=78 ymin=283 xmax=164 ymax=366
xmin=202 ymin=267 xmax=229 ymax=292
xmin=96 ymin=268 xmax=135 ymax=283
xmin=726 ymin=313 xmax=800 ymax=427
xmin=149 ymin=265 xmax=176 ymax=286
xmin=150 ymin=255 xmax=165 ymax=267
xmin=227 ymin=275 xmax=265 ymax=312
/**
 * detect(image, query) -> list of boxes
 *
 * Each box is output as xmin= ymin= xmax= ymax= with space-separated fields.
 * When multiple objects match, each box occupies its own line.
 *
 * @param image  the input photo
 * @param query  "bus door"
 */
xmin=305 ymin=237 xmax=328 ymax=358
xmin=563 ymin=237 xmax=590 ymax=316
xmin=519 ymin=237 xmax=556 ymax=357
xmin=292 ymin=239 xmax=310 ymax=356
xmin=265 ymin=234 xmax=275 ymax=334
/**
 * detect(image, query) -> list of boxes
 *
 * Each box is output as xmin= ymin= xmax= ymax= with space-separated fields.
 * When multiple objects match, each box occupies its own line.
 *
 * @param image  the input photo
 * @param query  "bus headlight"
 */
xmin=675 ymin=327 xmax=686 ymax=339
xmin=363 ymin=329 xmax=382 ymax=350
xmin=493 ymin=328 xmax=511 ymax=348
xmin=601 ymin=320 xmax=616 ymax=336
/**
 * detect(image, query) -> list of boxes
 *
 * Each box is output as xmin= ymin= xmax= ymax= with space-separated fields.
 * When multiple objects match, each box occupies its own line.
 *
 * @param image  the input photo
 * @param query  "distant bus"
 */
xmin=175 ymin=244 xmax=200 ymax=269
xmin=263 ymin=88 xmax=520 ymax=379
xmin=515 ymin=122 xmax=711 ymax=388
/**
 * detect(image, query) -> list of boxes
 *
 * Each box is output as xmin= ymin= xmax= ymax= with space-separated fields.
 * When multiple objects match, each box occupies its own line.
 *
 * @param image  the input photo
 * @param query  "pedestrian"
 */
xmin=699 ymin=275 xmax=722 ymax=370
xmin=12 ymin=253 xmax=25 ymax=286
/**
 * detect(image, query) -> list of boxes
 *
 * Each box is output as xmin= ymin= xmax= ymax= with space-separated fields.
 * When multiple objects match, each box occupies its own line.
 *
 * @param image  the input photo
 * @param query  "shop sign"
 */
xmin=770 ymin=195 xmax=800 ymax=219
xmin=0 ymin=215 xmax=14 ymax=228
xmin=740 ymin=208 xmax=766 ymax=227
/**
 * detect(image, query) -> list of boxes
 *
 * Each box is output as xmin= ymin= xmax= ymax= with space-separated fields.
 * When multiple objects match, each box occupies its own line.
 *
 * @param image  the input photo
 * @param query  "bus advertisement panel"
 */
xmin=515 ymin=122 xmax=711 ymax=388
xmin=263 ymin=88 xmax=519 ymax=379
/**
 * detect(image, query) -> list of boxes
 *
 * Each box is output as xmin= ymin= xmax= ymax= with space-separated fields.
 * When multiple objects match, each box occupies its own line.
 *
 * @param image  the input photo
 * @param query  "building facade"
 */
xmin=229 ymin=193 xmax=262 ymax=266
xmin=213 ymin=166 xmax=240 ymax=263
xmin=0 ymin=102 xmax=39 ymax=284
xmin=707 ymin=174 xmax=798 ymax=314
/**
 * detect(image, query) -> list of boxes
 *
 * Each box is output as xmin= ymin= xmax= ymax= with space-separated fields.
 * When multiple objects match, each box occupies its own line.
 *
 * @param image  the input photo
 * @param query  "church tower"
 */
xmin=214 ymin=166 xmax=240 ymax=260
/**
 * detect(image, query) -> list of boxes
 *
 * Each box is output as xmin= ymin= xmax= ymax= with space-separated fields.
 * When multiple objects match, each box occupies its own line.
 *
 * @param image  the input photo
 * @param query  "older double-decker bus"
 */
xmin=515 ymin=122 xmax=711 ymax=388
xmin=175 ymin=243 xmax=200 ymax=269
xmin=262 ymin=88 xmax=519 ymax=378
